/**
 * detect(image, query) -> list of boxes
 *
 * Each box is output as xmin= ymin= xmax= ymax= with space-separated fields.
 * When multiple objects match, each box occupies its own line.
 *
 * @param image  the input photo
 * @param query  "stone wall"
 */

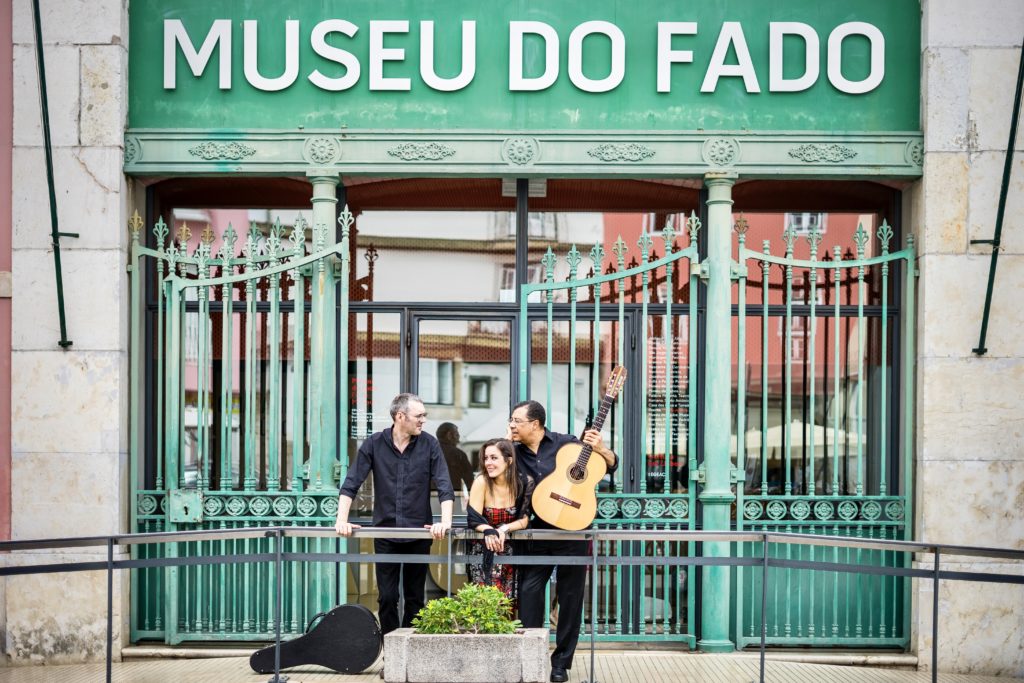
xmin=914 ymin=0 xmax=1024 ymax=676
xmin=5 ymin=0 xmax=128 ymax=665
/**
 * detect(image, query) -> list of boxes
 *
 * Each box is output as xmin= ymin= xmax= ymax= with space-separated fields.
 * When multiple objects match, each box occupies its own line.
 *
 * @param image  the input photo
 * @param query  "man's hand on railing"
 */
xmin=335 ymin=520 xmax=361 ymax=536
xmin=425 ymin=521 xmax=451 ymax=539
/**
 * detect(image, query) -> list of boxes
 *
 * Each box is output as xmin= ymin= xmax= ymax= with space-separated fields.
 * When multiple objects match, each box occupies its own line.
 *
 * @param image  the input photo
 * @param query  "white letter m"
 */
xmin=164 ymin=19 xmax=232 ymax=90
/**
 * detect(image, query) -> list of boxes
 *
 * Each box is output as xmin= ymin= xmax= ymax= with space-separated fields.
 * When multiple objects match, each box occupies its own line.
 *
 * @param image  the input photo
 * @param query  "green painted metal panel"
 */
xmin=129 ymin=0 xmax=920 ymax=133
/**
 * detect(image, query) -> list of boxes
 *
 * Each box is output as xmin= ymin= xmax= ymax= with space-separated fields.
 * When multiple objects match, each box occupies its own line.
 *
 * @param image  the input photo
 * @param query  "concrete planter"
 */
xmin=383 ymin=628 xmax=550 ymax=683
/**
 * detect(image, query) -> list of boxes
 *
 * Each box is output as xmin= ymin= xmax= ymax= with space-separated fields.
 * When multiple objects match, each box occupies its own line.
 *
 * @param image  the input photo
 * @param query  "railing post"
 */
xmin=587 ymin=531 xmax=599 ymax=683
xmin=106 ymin=537 xmax=114 ymax=683
xmin=446 ymin=529 xmax=453 ymax=596
xmin=757 ymin=533 xmax=768 ymax=683
xmin=269 ymin=528 xmax=287 ymax=683
xmin=698 ymin=173 xmax=737 ymax=652
xmin=932 ymin=548 xmax=940 ymax=683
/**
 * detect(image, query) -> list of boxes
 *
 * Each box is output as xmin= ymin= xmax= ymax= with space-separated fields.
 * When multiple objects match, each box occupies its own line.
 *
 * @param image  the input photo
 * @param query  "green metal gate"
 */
xmin=128 ymin=205 xmax=353 ymax=643
xmin=515 ymin=212 xmax=916 ymax=648
xmin=732 ymin=219 xmax=916 ymax=648
xmin=128 ymin=197 xmax=916 ymax=648
xmin=518 ymin=215 xmax=702 ymax=645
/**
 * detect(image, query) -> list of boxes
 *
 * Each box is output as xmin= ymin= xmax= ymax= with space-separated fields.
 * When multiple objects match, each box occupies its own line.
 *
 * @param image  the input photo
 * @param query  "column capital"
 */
xmin=704 ymin=172 xmax=738 ymax=187
xmin=305 ymin=170 xmax=341 ymax=182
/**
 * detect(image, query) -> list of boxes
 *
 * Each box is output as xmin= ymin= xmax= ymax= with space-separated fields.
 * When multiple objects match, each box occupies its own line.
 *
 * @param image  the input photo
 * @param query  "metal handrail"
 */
xmin=3 ymin=526 xmax=1023 ymax=560
xmin=1 ymin=527 xmax=1022 ymax=683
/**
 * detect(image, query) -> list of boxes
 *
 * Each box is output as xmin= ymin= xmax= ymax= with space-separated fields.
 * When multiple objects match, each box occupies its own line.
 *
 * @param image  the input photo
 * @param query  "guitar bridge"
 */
xmin=549 ymin=492 xmax=582 ymax=509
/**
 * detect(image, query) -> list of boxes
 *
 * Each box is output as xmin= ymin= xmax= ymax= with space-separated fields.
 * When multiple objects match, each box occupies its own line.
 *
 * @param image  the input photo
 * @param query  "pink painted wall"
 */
xmin=0 ymin=0 xmax=13 ymax=540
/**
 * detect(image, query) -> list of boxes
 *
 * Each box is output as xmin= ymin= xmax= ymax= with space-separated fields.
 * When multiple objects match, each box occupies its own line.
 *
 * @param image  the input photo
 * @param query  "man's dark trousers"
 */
xmin=374 ymin=538 xmax=433 ymax=635
xmin=518 ymin=538 xmax=588 ymax=669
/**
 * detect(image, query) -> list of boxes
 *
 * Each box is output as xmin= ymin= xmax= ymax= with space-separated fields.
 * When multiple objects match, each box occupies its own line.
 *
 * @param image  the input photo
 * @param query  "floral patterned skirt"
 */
xmin=467 ymin=506 xmax=519 ymax=612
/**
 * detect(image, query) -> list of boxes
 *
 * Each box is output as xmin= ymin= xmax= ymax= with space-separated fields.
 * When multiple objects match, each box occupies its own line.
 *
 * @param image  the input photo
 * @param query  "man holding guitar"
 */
xmin=507 ymin=397 xmax=617 ymax=683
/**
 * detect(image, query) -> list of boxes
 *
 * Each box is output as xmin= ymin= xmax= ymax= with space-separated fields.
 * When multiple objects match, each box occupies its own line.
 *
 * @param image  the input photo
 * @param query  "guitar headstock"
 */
xmin=604 ymin=365 xmax=627 ymax=399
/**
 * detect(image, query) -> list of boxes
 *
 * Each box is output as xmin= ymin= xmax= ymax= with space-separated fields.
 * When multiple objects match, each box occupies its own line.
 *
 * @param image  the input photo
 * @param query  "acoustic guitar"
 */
xmin=531 ymin=366 xmax=627 ymax=531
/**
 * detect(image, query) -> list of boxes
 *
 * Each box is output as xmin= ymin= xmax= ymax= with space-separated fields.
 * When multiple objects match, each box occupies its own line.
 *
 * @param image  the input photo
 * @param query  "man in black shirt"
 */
xmin=335 ymin=393 xmax=454 ymax=635
xmin=508 ymin=400 xmax=616 ymax=683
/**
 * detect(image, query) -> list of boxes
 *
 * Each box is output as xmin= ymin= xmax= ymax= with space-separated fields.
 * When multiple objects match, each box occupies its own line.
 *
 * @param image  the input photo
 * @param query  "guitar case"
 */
xmin=249 ymin=603 xmax=382 ymax=674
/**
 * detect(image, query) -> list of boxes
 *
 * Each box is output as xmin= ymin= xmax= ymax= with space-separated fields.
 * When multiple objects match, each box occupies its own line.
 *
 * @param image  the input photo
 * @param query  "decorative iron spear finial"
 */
xmin=783 ymin=223 xmax=797 ymax=255
xmin=289 ymin=216 xmax=307 ymax=258
xmin=338 ymin=204 xmax=355 ymax=236
xmin=541 ymin=247 xmax=557 ymax=304
xmin=153 ymin=216 xmax=169 ymax=252
xmin=176 ymin=221 xmax=192 ymax=247
xmin=220 ymin=223 xmax=238 ymax=262
xmin=128 ymin=209 xmax=144 ymax=239
xmin=638 ymin=230 xmax=653 ymax=262
xmin=200 ymin=223 xmax=215 ymax=245
xmin=807 ymin=222 xmax=822 ymax=258
xmin=877 ymin=219 xmax=894 ymax=254
xmin=733 ymin=212 xmax=749 ymax=235
xmin=267 ymin=218 xmax=283 ymax=261
xmin=687 ymin=210 xmax=702 ymax=245
xmin=661 ymin=215 xmax=676 ymax=256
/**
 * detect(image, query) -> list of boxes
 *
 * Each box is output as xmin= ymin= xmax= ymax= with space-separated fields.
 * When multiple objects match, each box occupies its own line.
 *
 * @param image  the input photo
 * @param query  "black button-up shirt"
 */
xmin=514 ymin=429 xmax=618 ymax=530
xmin=339 ymin=428 xmax=455 ymax=527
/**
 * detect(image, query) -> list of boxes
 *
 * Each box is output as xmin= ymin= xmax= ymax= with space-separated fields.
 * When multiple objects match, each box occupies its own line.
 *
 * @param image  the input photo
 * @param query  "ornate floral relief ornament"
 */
xmin=386 ymin=142 xmax=456 ymax=161
xmin=905 ymin=140 xmax=924 ymax=166
xmin=303 ymin=136 xmax=342 ymax=164
xmin=501 ymin=137 xmax=539 ymax=166
xmin=124 ymin=136 xmax=141 ymax=164
xmin=188 ymin=141 xmax=257 ymax=161
xmin=788 ymin=143 xmax=858 ymax=163
xmin=701 ymin=137 xmax=740 ymax=166
xmin=587 ymin=143 xmax=655 ymax=162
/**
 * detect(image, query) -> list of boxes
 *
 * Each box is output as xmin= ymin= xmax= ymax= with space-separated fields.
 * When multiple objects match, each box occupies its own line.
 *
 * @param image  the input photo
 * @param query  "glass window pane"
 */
xmin=355 ymin=210 xmax=516 ymax=302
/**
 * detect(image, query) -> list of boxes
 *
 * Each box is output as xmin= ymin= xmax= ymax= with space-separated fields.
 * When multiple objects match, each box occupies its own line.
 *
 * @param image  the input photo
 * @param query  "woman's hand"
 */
xmin=485 ymin=529 xmax=503 ymax=552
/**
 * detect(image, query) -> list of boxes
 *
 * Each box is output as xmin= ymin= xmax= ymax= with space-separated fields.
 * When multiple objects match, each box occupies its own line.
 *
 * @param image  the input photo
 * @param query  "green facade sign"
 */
xmin=129 ymin=0 xmax=921 ymax=133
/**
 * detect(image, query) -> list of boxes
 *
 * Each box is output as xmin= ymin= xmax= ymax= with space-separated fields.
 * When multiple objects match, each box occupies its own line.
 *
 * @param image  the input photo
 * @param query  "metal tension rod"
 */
xmin=972 ymin=33 xmax=1024 ymax=355
xmin=31 ymin=0 xmax=78 ymax=349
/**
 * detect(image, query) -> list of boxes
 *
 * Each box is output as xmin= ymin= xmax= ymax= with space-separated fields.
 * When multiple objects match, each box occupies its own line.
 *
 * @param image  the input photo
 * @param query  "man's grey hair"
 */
xmin=390 ymin=393 xmax=423 ymax=420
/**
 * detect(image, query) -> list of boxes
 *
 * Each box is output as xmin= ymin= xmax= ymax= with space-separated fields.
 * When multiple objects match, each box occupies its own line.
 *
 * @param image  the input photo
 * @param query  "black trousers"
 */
xmin=518 ymin=538 xmax=589 ymax=669
xmin=374 ymin=538 xmax=433 ymax=635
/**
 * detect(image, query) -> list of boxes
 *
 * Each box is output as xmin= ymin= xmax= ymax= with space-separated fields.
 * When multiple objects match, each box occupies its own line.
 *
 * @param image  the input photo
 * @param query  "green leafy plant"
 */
xmin=412 ymin=584 xmax=523 ymax=635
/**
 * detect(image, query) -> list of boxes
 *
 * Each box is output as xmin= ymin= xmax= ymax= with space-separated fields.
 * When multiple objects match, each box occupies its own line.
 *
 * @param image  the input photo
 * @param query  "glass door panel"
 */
xmin=346 ymin=311 xmax=402 ymax=611
xmin=415 ymin=317 xmax=513 ymax=593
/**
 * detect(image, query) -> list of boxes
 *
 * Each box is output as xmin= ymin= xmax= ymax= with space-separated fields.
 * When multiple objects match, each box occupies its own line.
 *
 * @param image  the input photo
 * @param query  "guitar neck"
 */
xmin=576 ymin=394 xmax=614 ymax=466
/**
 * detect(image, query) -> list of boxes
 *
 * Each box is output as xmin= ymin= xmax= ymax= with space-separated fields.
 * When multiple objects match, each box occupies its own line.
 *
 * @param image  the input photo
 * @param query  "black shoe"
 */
xmin=550 ymin=666 xmax=568 ymax=682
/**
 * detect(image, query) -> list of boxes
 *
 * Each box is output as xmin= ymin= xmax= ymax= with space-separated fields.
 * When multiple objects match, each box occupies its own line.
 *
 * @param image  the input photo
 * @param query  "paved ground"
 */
xmin=0 ymin=653 xmax=1021 ymax=683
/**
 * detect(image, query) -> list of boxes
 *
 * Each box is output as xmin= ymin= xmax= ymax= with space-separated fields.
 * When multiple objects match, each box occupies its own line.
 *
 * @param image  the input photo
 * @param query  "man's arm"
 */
xmin=427 ymin=438 xmax=455 ymax=539
xmin=336 ymin=441 xmax=374 ymax=535
xmin=426 ymin=499 xmax=453 ymax=539
xmin=334 ymin=493 xmax=360 ymax=536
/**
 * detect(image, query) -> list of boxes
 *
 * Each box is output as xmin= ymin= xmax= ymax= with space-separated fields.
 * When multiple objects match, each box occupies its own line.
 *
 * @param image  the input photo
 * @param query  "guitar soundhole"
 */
xmin=568 ymin=464 xmax=587 ymax=483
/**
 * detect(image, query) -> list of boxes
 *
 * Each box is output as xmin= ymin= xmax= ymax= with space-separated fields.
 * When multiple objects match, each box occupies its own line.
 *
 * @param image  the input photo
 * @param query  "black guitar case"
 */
xmin=249 ymin=604 xmax=382 ymax=674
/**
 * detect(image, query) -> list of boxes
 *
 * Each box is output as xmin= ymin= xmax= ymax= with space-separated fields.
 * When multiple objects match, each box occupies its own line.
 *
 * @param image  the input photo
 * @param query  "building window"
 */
xmin=528 ymin=212 xmax=556 ymax=239
xmin=468 ymin=377 xmax=492 ymax=408
xmin=418 ymin=359 xmax=454 ymax=405
xmin=785 ymin=212 xmax=828 ymax=235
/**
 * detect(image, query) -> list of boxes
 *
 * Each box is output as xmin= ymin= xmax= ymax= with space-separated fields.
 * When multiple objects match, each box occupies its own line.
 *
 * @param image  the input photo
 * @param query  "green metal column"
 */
xmin=698 ymin=173 xmax=737 ymax=653
xmin=308 ymin=174 xmax=339 ymax=491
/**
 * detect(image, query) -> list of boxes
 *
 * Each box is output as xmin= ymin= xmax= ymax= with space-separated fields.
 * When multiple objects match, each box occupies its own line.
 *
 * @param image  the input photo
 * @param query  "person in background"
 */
xmin=334 ymin=393 xmax=454 ymax=635
xmin=436 ymin=422 xmax=475 ymax=505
